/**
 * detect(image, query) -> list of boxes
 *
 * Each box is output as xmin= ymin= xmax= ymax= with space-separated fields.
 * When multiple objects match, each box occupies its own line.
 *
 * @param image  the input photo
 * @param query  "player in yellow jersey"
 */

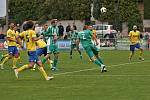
xmin=14 ymin=20 xmax=53 ymax=80
xmin=31 ymin=39 xmax=53 ymax=70
xmin=0 ymin=23 xmax=19 ymax=69
xmin=128 ymin=25 xmax=144 ymax=62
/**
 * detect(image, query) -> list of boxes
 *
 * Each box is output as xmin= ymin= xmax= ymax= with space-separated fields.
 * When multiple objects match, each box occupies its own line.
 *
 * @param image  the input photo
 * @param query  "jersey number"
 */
xmin=81 ymin=34 xmax=86 ymax=40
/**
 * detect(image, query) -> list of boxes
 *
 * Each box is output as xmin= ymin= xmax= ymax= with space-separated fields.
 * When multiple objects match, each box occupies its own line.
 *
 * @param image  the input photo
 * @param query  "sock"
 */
xmin=17 ymin=64 xmax=29 ymax=72
xmin=98 ymin=58 xmax=104 ymax=64
xmin=78 ymin=50 xmax=82 ymax=55
xmin=53 ymin=58 xmax=58 ymax=68
xmin=38 ymin=67 xmax=48 ymax=79
xmin=33 ymin=64 xmax=36 ymax=69
xmin=139 ymin=50 xmax=143 ymax=58
xmin=129 ymin=52 xmax=133 ymax=59
xmin=12 ymin=57 xmax=18 ymax=69
xmin=42 ymin=58 xmax=47 ymax=64
xmin=94 ymin=59 xmax=103 ymax=68
xmin=70 ymin=50 xmax=72 ymax=56
xmin=0 ymin=56 xmax=9 ymax=65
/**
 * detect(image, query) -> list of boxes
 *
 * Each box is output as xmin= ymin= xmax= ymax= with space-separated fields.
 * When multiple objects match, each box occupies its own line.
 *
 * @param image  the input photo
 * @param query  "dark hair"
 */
xmin=26 ymin=20 xmax=34 ymax=29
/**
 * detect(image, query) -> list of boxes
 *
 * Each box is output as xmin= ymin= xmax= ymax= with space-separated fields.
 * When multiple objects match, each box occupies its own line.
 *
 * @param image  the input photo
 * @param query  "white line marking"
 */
xmin=54 ymin=60 xmax=150 ymax=76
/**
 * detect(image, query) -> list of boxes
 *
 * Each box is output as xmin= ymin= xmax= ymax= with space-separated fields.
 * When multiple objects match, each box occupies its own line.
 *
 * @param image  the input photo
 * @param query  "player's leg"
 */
xmin=85 ymin=47 xmax=105 ymax=72
xmin=70 ymin=44 xmax=74 ymax=59
xmin=42 ymin=45 xmax=51 ymax=64
xmin=36 ymin=60 xmax=53 ymax=80
xmin=12 ymin=46 xmax=19 ymax=69
xmin=51 ymin=52 xmax=59 ymax=71
xmin=129 ymin=45 xmax=135 ymax=62
xmin=136 ymin=43 xmax=144 ymax=61
xmin=76 ymin=45 xmax=82 ymax=59
xmin=0 ymin=46 xmax=13 ymax=69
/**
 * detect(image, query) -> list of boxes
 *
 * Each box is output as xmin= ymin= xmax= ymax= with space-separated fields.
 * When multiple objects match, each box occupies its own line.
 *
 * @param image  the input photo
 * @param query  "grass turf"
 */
xmin=0 ymin=50 xmax=150 ymax=100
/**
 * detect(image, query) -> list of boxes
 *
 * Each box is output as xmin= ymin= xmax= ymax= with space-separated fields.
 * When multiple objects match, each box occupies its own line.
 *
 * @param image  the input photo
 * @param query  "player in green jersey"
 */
xmin=70 ymin=27 xmax=82 ymax=59
xmin=77 ymin=26 xmax=107 ymax=73
xmin=42 ymin=19 xmax=59 ymax=71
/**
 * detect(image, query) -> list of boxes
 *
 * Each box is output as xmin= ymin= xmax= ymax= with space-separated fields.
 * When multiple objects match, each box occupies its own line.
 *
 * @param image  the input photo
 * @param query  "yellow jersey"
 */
xmin=7 ymin=29 xmax=18 ymax=46
xmin=129 ymin=30 xmax=140 ymax=44
xmin=19 ymin=30 xmax=37 ymax=51
xmin=36 ymin=39 xmax=47 ymax=48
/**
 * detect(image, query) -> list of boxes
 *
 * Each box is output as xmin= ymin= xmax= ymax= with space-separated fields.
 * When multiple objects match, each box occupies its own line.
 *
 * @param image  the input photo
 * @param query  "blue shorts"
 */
xmin=130 ymin=43 xmax=141 ymax=51
xmin=36 ymin=47 xmax=47 ymax=56
xmin=28 ymin=51 xmax=40 ymax=62
xmin=8 ymin=46 xmax=18 ymax=56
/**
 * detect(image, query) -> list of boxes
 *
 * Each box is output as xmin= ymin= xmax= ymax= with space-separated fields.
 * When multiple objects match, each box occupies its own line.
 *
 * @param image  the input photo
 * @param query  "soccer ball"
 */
xmin=100 ymin=7 xmax=107 ymax=13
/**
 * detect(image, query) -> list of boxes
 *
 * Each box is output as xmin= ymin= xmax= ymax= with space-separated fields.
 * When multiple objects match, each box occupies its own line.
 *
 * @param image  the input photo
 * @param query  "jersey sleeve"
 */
xmin=32 ymin=31 xmax=37 ymax=38
xmin=128 ymin=31 xmax=132 ymax=37
xmin=19 ymin=31 xmax=25 ymax=38
xmin=6 ymin=30 xmax=12 ymax=38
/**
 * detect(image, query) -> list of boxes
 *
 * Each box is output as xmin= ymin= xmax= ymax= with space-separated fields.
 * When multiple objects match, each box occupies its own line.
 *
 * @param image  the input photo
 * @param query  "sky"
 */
xmin=0 ymin=0 xmax=6 ymax=17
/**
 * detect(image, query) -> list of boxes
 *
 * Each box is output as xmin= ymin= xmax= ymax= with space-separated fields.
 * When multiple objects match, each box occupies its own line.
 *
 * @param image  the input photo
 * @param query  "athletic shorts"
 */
xmin=28 ymin=51 xmax=40 ymax=62
xmin=36 ymin=47 xmax=47 ymax=56
xmin=130 ymin=43 xmax=141 ymax=51
xmin=8 ymin=46 xmax=18 ymax=56
xmin=47 ymin=44 xmax=59 ymax=54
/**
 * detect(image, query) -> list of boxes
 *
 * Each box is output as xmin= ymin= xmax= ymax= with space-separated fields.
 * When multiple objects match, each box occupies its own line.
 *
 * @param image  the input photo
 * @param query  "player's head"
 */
xmin=133 ymin=25 xmax=137 ymax=31
xmin=26 ymin=20 xmax=34 ymax=30
xmin=51 ymin=19 xmax=57 ymax=27
xmin=9 ymin=23 xmax=15 ymax=29
xmin=87 ymin=25 xmax=93 ymax=31
xmin=70 ymin=26 xmax=74 ymax=31
xmin=43 ymin=24 xmax=48 ymax=30
xmin=13 ymin=25 xmax=17 ymax=31
xmin=83 ymin=25 xmax=88 ymax=30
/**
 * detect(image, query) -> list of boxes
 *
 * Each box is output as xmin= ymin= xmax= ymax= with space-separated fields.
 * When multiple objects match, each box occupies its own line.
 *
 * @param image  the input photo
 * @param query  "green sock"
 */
xmin=53 ymin=58 xmax=58 ymax=67
xmin=98 ymin=58 xmax=104 ymax=64
xmin=94 ymin=59 xmax=102 ymax=67
xmin=42 ymin=58 xmax=47 ymax=64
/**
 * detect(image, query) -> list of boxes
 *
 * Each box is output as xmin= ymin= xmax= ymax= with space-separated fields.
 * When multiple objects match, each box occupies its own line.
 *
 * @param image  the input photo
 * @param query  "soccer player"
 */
xmin=77 ymin=26 xmax=107 ymax=73
xmin=69 ymin=26 xmax=82 ymax=59
xmin=0 ymin=23 xmax=19 ymax=69
xmin=14 ymin=20 xmax=53 ymax=80
xmin=41 ymin=24 xmax=49 ymax=43
xmin=32 ymin=39 xmax=53 ymax=70
xmin=42 ymin=19 xmax=59 ymax=71
xmin=128 ymin=25 xmax=144 ymax=62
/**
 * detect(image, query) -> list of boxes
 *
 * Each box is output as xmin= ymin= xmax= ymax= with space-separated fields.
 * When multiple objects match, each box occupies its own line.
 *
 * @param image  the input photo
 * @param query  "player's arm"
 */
xmin=7 ymin=31 xmax=16 ymax=42
xmin=17 ymin=32 xmax=24 ymax=48
xmin=92 ymin=32 xmax=99 ymax=45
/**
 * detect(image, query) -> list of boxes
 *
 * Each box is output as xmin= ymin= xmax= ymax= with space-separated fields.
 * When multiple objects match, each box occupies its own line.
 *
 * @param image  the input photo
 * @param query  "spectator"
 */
xmin=58 ymin=23 xmax=64 ymax=39
xmin=65 ymin=23 xmax=71 ymax=39
xmin=73 ymin=22 xmax=77 ymax=30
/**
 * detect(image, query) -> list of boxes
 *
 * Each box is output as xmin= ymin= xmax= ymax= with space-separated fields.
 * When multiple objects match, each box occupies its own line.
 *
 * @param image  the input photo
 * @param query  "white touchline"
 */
xmin=54 ymin=60 xmax=150 ymax=76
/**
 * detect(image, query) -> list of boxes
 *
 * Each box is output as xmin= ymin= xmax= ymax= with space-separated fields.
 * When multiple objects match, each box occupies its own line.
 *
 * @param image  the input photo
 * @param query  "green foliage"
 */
xmin=9 ymin=0 xmax=92 ymax=23
xmin=144 ymin=0 xmax=150 ymax=19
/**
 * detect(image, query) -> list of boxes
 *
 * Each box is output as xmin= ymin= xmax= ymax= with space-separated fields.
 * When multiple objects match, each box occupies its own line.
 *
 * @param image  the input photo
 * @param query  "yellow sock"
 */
xmin=0 ymin=56 xmax=9 ymax=65
xmin=129 ymin=52 xmax=133 ymax=59
xmin=12 ymin=57 xmax=18 ymax=69
xmin=139 ymin=50 xmax=143 ymax=58
xmin=4 ymin=54 xmax=9 ymax=57
xmin=18 ymin=64 xmax=29 ymax=72
xmin=38 ymin=67 xmax=48 ymax=79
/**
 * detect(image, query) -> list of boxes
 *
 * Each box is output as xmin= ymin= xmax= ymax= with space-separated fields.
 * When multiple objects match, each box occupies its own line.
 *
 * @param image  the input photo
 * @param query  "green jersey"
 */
xmin=78 ymin=30 xmax=93 ymax=48
xmin=41 ymin=30 xmax=49 ymax=43
xmin=70 ymin=31 xmax=79 ymax=44
xmin=45 ymin=25 xmax=59 ymax=45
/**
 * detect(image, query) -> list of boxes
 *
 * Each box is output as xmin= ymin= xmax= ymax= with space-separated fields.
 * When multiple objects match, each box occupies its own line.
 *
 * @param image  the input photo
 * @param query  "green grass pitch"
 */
xmin=0 ymin=50 xmax=150 ymax=100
